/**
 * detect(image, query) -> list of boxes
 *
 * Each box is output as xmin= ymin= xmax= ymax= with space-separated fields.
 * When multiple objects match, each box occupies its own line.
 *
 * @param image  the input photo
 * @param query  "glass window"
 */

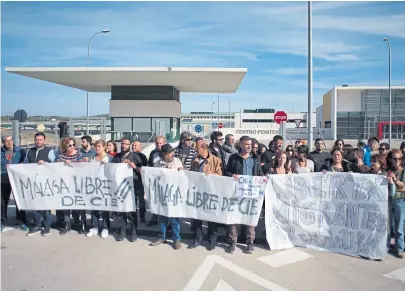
xmin=113 ymin=118 xmax=132 ymax=132
xmin=132 ymin=118 xmax=151 ymax=132
xmin=152 ymin=118 xmax=171 ymax=136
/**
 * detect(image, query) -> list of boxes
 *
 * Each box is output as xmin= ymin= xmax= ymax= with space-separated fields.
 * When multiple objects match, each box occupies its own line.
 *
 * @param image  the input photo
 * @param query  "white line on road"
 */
xmin=182 ymin=255 xmax=291 ymax=291
xmin=213 ymin=279 xmax=236 ymax=291
xmin=383 ymin=266 xmax=405 ymax=283
xmin=257 ymin=248 xmax=312 ymax=268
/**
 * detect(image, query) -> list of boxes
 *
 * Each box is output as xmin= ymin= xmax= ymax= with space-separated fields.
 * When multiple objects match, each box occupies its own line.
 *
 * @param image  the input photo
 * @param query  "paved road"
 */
xmin=1 ymin=209 xmax=404 ymax=291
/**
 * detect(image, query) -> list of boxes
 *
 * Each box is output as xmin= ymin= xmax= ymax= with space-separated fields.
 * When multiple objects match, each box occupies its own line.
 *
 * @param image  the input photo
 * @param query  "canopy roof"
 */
xmin=5 ymin=67 xmax=247 ymax=93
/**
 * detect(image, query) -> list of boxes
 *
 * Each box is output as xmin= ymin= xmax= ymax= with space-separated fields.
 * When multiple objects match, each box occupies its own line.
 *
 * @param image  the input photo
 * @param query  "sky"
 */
xmin=1 ymin=1 xmax=405 ymax=117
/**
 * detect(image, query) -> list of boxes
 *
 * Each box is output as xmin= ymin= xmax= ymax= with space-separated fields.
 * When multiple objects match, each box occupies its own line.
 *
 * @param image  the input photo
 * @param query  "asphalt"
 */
xmin=1 ymin=204 xmax=405 ymax=291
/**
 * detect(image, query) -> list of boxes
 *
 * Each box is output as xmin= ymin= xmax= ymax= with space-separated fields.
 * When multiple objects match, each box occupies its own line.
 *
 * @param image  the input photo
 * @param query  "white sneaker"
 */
xmin=101 ymin=229 xmax=109 ymax=239
xmin=86 ymin=228 xmax=98 ymax=237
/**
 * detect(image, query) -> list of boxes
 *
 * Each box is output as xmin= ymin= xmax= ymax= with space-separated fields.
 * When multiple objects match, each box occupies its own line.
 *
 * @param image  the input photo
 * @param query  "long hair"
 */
xmin=107 ymin=140 xmax=117 ymax=153
xmin=387 ymin=149 xmax=403 ymax=170
xmin=274 ymin=150 xmax=290 ymax=173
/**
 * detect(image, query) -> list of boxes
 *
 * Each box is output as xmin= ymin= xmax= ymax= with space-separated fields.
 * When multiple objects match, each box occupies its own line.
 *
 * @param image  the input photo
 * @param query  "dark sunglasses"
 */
xmin=186 ymin=138 xmax=192 ymax=141
xmin=379 ymin=148 xmax=387 ymax=151
xmin=68 ymin=144 xmax=75 ymax=147
xmin=392 ymin=157 xmax=402 ymax=161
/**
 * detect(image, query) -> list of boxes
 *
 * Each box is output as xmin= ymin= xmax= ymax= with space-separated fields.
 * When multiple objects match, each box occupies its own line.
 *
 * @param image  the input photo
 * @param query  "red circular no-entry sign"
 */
xmin=218 ymin=122 xmax=224 ymax=129
xmin=274 ymin=111 xmax=288 ymax=124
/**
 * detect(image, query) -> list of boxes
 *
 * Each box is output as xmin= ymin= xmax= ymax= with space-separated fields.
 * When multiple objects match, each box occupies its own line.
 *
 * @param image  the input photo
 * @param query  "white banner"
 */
xmin=141 ymin=167 xmax=264 ymax=225
xmin=265 ymin=173 xmax=389 ymax=260
xmin=8 ymin=163 xmax=136 ymax=212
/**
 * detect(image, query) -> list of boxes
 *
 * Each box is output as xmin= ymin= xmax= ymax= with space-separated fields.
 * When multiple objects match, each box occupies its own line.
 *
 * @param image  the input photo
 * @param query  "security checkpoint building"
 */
xmin=5 ymin=67 xmax=247 ymax=141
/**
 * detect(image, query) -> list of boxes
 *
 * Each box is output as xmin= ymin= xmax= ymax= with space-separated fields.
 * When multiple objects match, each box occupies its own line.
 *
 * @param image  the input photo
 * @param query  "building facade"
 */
xmin=319 ymin=86 xmax=405 ymax=140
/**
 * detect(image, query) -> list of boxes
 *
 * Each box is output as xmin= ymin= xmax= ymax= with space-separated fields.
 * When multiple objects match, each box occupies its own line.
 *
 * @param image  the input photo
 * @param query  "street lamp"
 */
xmin=211 ymin=102 xmax=216 ymax=127
xmin=383 ymin=38 xmax=392 ymax=146
xmin=86 ymin=29 xmax=110 ymax=135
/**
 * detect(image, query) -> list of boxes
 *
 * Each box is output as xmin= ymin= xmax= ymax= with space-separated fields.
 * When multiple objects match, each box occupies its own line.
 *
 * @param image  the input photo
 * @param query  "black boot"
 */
xmin=227 ymin=242 xmax=236 ymax=254
xmin=116 ymin=229 xmax=125 ymax=242
xmin=188 ymin=239 xmax=202 ymax=249
xmin=59 ymin=223 xmax=70 ymax=235
xmin=128 ymin=228 xmax=137 ymax=242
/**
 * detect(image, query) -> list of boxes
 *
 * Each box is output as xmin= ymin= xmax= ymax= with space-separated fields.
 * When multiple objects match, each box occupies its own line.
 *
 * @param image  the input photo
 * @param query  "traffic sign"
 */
xmin=294 ymin=119 xmax=303 ymax=128
xmin=274 ymin=111 xmax=287 ymax=124
xmin=218 ymin=122 xmax=224 ymax=129
xmin=212 ymin=122 xmax=218 ymax=128
xmin=36 ymin=124 xmax=45 ymax=132
xmin=14 ymin=109 xmax=27 ymax=123
xmin=195 ymin=124 xmax=202 ymax=133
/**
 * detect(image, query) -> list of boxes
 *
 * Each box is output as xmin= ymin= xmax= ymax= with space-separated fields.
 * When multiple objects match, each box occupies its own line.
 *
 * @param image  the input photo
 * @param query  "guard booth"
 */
xmin=5 ymin=67 xmax=247 ymax=143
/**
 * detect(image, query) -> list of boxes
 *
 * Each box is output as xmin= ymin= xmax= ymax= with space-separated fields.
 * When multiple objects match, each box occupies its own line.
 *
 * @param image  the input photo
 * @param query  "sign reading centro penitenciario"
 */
xmin=235 ymin=129 xmax=278 ymax=135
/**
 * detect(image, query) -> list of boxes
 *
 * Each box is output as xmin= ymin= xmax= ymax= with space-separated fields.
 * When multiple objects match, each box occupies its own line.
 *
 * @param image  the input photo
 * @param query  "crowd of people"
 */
xmin=1 ymin=131 xmax=404 ymax=258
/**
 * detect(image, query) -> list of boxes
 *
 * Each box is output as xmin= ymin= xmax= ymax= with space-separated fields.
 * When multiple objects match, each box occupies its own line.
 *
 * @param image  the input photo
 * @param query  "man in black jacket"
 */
xmin=131 ymin=140 xmax=148 ymax=222
xmin=261 ymin=135 xmax=283 ymax=174
xmin=208 ymin=131 xmax=227 ymax=170
xmin=148 ymin=136 xmax=166 ymax=167
xmin=112 ymin=138 xmax=143 ymax=242
xmin=307 ymin=138 xmax=331 ymax=172
xmin=225 ymin=135 xmax=264 ymax=254
xmin=25 ymin=133 xmax=56 ymax=236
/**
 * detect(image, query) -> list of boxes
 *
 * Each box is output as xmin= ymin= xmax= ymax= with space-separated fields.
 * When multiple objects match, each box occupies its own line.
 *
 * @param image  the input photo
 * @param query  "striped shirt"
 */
xmin=56 ymin=152 xmax=83 ymax=163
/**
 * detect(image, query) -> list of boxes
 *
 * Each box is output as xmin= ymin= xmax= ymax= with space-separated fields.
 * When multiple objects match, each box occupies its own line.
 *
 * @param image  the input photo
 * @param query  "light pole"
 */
xmin=256 ymin=108 xmax=259 ymax=128
xmin=217 ymin=93 xmax=220 ymax=129
xmin=211 ymin=102 xmax=216 ymax=128
xmin=307 ymin=1 xmax=313 ymax=151
xmin=86 ymin=29 xmax=110 ymax=135
xmin=383 ymin=38 xmax=392 ymax=145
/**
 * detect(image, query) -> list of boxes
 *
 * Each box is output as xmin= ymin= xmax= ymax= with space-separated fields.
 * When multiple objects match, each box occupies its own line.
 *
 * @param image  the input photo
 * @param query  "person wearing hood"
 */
xmin=174 ymin=131 xmax=197 ymax=170
xmin=208 ymin=131 xmax=227 ymax=170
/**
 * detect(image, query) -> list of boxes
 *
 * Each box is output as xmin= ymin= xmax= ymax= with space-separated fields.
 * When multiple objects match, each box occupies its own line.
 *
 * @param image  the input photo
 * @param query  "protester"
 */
xmin=363 ymin=137 xmax=379 ymax=167
xmin=86 ymin=140 xmax=111 ymax=239
xmin=399 ymin=141 xmax=405 ymax=166
xmin=368 ymin=154 xmax=386 ymax=174
xmin=285 ymin=145 xmax=295 ymax=160
xmin=270 ymin=150 xmax=292 ymax=174
xmin=150 ymin=144 xmax=183 ymax=250
xmin=80 ymin=135 xmax=96 ymax=161
xmin=107 ymin=140 xmax=118 ymax=158
xmin=258 ymin=144 xmax=267 ymax=155
xmin=25 ymin=133 xmax=56 ymax=236
xmin=348 ymin=148 xmax=370 ymax=173
xmin=174 ymin=131 xmax=197 ymax=170
xmin=292 ymin=145 xmax=314 ymax=173
xmin=112 ymin=138 xmax=143 ymax=242
xmin=131 ymin=141 xmax=147 ymax=223
xmin=387 ymin=149 xmax=405 ymax=259
xmin=223 ymin=134 xmax=238 ymax=165
xmin=1 ymin=135 xmax=27 ymax=232
xmin=322 ymin=147 xmax=349 ymax=172
xmin=251 ymin=138 xmax=260 ymax=157
xmin=334 ymin=139 xmax=345 ymax=150
xmin=55 ymin=137 xmax=84 ymax=235
xmin=132 ymin=141 xmax=148 ymax=166
xmin=261 ymin=135 xmax=283 ymax=174
xmin=188 ymin=139 xmax=222 ymax=251
xmin=225 ymin=135 xmax=264 ymax=254
xmin=148 ymin=135 xmax=166 ymax=167
xmin=208 ymin=131 xmax=227 ymax=170
xmin=378 ymin=143 xmax=390 ymax=159
xmin=295 ymin=139 xmax=304 ymax=149
xmin=308 ymin=138 xmax=331 ymax=172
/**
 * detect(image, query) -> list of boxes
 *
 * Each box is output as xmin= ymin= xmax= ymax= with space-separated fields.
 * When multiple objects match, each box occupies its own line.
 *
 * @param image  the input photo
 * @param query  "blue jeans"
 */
xmin=392 ymin=199 xmax=405 ymax=252
xmin=159 ymin=217 xmax=181 ymax=241
xmin=33 ymin=210 xmax=52 ymax=228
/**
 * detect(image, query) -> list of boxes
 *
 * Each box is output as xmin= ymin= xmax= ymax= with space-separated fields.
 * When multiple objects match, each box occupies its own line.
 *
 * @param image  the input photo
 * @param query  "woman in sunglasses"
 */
xmin=55 ymin=137 xmax=85 ymax=235
xmin=285 ymin=145 xmax=295 ymax=160
xmin=386 ymin=149 xmax=405 ymax=259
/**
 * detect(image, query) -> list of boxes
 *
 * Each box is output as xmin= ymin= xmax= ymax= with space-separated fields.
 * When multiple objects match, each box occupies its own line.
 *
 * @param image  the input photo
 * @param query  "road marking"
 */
xmin=383 ymin=266 xmax=405 ymax=283
xmin=257 ymin=248 xmax=312 ymax=268
xmin=182 ymin=255 xmax=291 ymax=291
xmin=213 ymin=279 xmax=236 ymax=291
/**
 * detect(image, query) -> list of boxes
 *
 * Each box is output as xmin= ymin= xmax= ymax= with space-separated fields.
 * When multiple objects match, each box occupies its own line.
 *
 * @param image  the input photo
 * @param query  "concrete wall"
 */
xmin=322 ymin=89 xmax=332 ymax=127
xmin=336 ymin=89 xmax=362 ymax=111
xmin=109 ymin=100 xmax=181 ymax=118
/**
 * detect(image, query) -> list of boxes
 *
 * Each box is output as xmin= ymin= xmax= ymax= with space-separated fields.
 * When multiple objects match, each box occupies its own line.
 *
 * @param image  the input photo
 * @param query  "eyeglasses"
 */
xmin=392 ymin=157 xmax=402 ymax=161
xmin=68 ymin=144 xmax=75 ymax=147
xmin=186 ymin=139 xmax=192 ymax=141
xmin=122 ymin=143 xmax=130 ymax=146
xmin=217 ymin=138 xmax=224 ymax=141
xmin=379 ymin=148 xmax=387 ymax=151
xmin=253 ymin=147 xmax=258 ymax=150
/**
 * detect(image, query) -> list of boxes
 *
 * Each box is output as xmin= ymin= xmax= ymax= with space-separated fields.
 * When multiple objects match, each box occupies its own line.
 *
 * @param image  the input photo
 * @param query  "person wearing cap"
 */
xmin=188 ymin=139 xmax=222 ymax=251
xmin=174 ymin=131 xmax=197 ymax=170
xmin=150 ymin=143 xmax=183 ymax=249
